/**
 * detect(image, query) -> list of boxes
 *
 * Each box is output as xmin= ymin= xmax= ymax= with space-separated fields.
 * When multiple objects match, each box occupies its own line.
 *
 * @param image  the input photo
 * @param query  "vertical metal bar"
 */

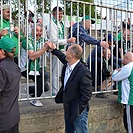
xmin=120 ymin=9 xmax=123 ymax=60
xmin=125 ymin=11 xmax=127 ymax=54
xmin=115 ymin=10 xmax=118 ymax=68
xmin=83 ymin=3 xmax=85 ymax=61
xmin=56 ymin=0 xmax=60 ymax=97
xmin=18 ymin=0 xmax=21 ymax=99
xmin=42 ymin=0 xmax=45 ymax=98
xmin=130 ymin=12 xmax=132 ymax=51
xmin=9 ymin=0 xmax=12 ymax=38
xmin=100 ymin=1 xmax=103 ymax=91
xmin=18 ymin=0 xmax=20 ymax=68
xmin=64 ymin=0 xmax=66 ymax=41
xmin=116 ymin=9 xmax=118 ymax=68
xmin=94 ymin=4 xmax=98 ymax=92
xmin=49 ymin=0 xmax=52 ymax=97
xmin=110 ymin=7 xmax=113 ymax=71
xmin=110 ymin=7 xmax=114 ymax=87
xmin=70 ymin=1 xmax=72 ymax=38
xmin=89 ymin=4 xmax=92 ymax=71
xmin=77 ymin=2 xmax=79 ymax=45
xmin=95 ymin=5 xmax=97 ymax=40
xmin=105 ymin=7 xmax=108 ymax=90
xmin=34 ymin=0 xmax=37 ymax=98
xmin=1 ymin=0 xmax=3 ymax=29
xmin=26 ymin=0 xmax=30 ymax=99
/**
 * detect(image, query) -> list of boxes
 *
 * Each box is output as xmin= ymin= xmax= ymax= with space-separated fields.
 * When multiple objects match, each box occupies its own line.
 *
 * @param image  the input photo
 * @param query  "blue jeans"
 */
xmin=65 ymin=107 xmax=89 ymax=133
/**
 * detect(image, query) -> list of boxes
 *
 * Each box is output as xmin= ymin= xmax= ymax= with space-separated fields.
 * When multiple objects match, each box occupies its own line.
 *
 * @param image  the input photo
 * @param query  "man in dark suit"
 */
xmin=46 ymin=42 xmax=93 ymax=133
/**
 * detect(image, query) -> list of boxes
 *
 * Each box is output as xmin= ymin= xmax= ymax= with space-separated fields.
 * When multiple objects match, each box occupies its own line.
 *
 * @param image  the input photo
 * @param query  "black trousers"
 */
xmin=0 ymin=123 xmax=19 ymax=133
xmin=123 ymin=104 xmax=133 ymax=133
xmin=21 ymin=70 xmax=50 ymax=97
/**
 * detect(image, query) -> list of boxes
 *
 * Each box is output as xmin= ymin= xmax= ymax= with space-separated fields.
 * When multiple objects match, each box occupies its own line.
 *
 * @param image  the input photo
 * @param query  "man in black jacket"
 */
xmin=46 ymin=42 xmax=93 ymax=133
xmin=0 ymin=36 xmax=21 ymax=133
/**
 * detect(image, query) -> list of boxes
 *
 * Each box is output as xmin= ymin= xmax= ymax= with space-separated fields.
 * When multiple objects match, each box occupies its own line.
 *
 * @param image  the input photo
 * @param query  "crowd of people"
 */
xmin=0 ymin=3 xmax=133 ymax=133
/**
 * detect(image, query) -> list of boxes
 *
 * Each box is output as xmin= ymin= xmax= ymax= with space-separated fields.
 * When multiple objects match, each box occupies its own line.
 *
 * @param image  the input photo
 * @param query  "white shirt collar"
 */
xmin=67 ymin=60 xmax=80 ymax=71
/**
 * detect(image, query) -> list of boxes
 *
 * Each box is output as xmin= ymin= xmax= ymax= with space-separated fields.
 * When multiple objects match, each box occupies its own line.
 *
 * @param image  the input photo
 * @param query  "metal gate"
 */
xmin=0 ymin=0 xmax=133 ymax=101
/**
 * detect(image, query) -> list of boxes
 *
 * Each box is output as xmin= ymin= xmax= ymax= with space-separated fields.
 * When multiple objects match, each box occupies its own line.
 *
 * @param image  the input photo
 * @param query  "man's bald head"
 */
xmin=65 ymin=44 xmax=83 ymax=65
xmin=122 ymin=52 xmax=133 ymax=65
xmin=69 ymin=44 xmax=83 ymax=59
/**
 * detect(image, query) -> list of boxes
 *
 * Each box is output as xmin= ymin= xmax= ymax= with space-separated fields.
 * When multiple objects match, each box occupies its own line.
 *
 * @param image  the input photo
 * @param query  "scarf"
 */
xmin=52 ymin=17 xmax=65 ymax=50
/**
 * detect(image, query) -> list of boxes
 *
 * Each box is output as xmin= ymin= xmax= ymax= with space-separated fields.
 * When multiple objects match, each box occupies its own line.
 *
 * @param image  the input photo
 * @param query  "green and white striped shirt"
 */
xmin=112 ymin=62 xmax=133 ymax=105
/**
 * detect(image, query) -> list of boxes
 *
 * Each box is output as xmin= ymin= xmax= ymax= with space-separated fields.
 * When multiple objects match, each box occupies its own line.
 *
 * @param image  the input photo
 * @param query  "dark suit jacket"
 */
xmin=52 ymin=49 xmax=93 ymax=122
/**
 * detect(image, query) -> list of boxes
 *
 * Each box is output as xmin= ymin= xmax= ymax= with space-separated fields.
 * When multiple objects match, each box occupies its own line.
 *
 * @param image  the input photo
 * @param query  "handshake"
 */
xmin=43 ymin=41 xmax=56 ymax=51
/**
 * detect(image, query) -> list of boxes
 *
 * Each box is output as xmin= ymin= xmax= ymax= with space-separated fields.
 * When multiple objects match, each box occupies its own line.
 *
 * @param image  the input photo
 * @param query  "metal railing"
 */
xmin=0 ymin=0 xmax=133 ymax=100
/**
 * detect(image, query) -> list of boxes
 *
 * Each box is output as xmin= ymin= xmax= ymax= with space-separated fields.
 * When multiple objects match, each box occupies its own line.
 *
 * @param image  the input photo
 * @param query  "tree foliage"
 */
xmin=61 ymin=0 xmax=100 ymax=18
xmin=2 ymin=0 xmax=52 ymax=20
xmin=37 ymin=0 xmax=52 ymax=14
xmin=2 ymin=0 xmax=100 ymax=20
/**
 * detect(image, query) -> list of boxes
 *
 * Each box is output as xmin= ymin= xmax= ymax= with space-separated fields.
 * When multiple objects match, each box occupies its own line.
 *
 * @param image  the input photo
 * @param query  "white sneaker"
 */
xmin=30 ymin=100 xmax=43 ymax=107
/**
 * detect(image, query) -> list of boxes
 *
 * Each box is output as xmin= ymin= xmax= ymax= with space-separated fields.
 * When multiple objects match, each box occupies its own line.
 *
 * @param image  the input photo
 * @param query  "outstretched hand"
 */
xmin=100 ymin=41 xmax=109 ymax=49
xmin=67 ymin=37 xmax=76 ymax=43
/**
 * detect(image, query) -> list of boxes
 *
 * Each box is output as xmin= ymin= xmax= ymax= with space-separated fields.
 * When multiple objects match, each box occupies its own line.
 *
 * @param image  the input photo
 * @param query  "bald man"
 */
xmin=47 ymin=42 xmax=93 ymax=133
xmin=112 ymin=52 xmax=133 ymax=133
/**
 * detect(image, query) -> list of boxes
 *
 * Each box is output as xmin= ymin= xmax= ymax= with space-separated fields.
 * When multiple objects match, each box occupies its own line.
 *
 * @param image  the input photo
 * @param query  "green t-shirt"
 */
xmin=0 ymin=18 xmax=25 ymax=56
xmin=22 ymin=36 xmax=47 ymax=51
xmin=22 ymin=36 xmax=47 ymax=74
xmin=0 ymin=18 xmax=10 ymax=29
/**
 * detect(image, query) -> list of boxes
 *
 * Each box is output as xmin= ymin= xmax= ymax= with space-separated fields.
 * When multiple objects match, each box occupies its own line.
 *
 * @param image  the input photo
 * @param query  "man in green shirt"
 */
xmin=0 ymin=4 xmax=10 ymax=37
xmin=0 ymin=4 xmax=25 ymax=64
xmin=20 ymin=23 xmax=50 ymax=107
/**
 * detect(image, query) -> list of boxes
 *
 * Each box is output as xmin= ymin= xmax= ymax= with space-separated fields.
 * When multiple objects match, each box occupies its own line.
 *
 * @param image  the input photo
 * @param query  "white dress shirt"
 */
xmin=64 ymin=60 xmax=80 ymax=88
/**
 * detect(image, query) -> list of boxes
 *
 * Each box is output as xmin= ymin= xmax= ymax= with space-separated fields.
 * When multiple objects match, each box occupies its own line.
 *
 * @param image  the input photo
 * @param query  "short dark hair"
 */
xmin=52 ymin=6 xmax=63 ymax=13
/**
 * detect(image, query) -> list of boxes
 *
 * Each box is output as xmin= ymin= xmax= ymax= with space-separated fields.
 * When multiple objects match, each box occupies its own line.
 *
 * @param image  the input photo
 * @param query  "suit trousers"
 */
xmin=65 ymin=107 xmax=89 ymax=133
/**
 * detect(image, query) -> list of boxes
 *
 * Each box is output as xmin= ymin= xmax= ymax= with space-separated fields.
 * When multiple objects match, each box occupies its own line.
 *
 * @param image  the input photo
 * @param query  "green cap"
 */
xmin=0 ymin=36 xmax=16 ymax=52
xmin=82 ymin=15 xmax=95 ymax=24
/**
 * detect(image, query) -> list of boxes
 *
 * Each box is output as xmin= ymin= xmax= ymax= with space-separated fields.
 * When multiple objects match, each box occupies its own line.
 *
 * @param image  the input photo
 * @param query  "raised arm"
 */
xmin=45 ymin=41 xmax=67 ymax=64
xmin=72 ymin=23 xmax=108 ymax=48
